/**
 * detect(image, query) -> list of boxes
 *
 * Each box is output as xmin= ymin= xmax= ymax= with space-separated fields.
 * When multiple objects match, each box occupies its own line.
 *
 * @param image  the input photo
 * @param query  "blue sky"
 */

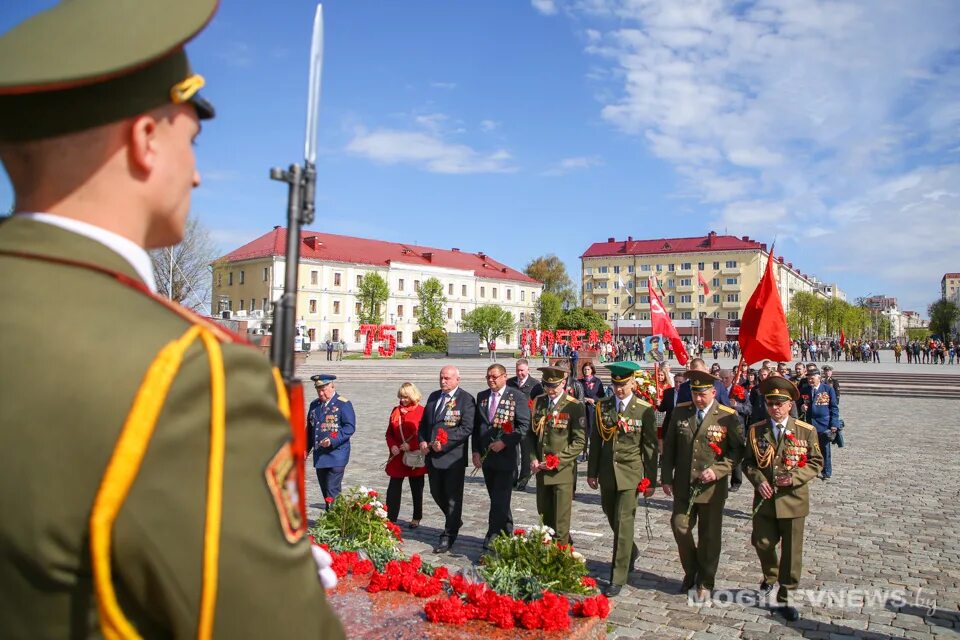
xmin=3 ymin=0 xmax=959 ymax=315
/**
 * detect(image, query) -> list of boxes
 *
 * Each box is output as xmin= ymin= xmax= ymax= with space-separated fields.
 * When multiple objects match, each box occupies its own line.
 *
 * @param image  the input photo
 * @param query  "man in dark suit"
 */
xmin=676 ymin=358 xmax=732 ymax=406
xmin=507 ymin=358 xmax=538 ymax=490
xmin=473 ymin=363 xmax=531 ymax=549
xmin=419 ymin=365 xmax=477 ymax=553
xmin=659 ymin=373 xmax=685 ymax=446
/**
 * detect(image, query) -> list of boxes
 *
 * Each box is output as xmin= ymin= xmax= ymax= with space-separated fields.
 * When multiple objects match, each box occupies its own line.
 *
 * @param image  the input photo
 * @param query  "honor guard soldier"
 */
xmin=743 ymin=377 xmax=823 ymax=622
xmin=526 ymin=367 xmax=586 ymax=545
xmin=586 ymin=363 xmax=658 ymax=597
xmin=661 ymin=370 xmax=744 ymax=600
xmin=0 ymin=1 xmax=343 ymax=637
xmin=308 ymin=374 xmax=356 ymax=505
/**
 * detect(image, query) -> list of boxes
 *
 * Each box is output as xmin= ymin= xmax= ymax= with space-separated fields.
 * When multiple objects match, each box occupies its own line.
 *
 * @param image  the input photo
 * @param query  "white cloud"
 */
xmin=414 ymin=113 xmax=449 ymax=133
xmin=480 ymin=119 xmax=500 ymax=132
xmin=542 ymin=155 xmax=602 ymax=176
xmin=531 ymin=0 xmax=558 ymax=16
xmin=345 ymin=127 xmax=515 ymax=174
xmin=430 ymin=81 xmax=457 ymax=90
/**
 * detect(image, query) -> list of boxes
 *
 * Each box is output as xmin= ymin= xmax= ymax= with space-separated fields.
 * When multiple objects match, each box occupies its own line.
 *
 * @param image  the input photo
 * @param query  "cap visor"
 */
xmin=190 ymin=93 xmax=215 ymax=119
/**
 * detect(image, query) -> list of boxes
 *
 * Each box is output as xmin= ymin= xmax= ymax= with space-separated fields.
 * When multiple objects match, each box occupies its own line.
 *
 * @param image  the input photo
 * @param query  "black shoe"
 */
xmin=514 ymin=479 xmax=529 ymax=491
xmin=778 ymin=605 xmax=800 ymax=622
xmin=604 ymin=584 xmax=622 ymax=597
xmin=678 ymin=574 xmax=696 ymax=594
xmin=759 ymin=580 xmax=775 ymax=595
xmin=821 ymin=475 xmax=831 ymax=481
xmin=730 ymin=483 xmax=741 ymax=493
xmin=433 ymin=536 xmax=451 ymax=554
xmin=482 ymin=535 xmax=493 ymax=552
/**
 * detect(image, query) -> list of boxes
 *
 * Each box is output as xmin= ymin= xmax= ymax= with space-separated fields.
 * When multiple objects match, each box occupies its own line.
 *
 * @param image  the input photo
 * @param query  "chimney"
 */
xmin=627 ymin=236 xmax=633 ymax=241
xmin=778 ymin=257 xmax=784 ymax=263
xmin=607 ymin=237 xmax=615 ymax=243
xmin=742 ymin=236 xmax=749 ymax=242
xmin=451 ymin=247 xmax=460 ymax=252
xmin=477 ymin=252 xmax=487 ymax=260
xmin=761 ymin=243 xmax=767 ymax=252
xmin=707 ymin=231 xmax=717 ymax=247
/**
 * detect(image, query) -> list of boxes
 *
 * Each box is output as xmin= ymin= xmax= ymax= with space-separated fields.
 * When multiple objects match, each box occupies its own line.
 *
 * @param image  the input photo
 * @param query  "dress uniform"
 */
xmin=587 ymin=363 xmax=658 ymax=597
xmin=0 ymin=2 xmax=343 ymax=637
xmin=526 ymin=367 xmax=586 ymax=545
xmin=661 ymin=371 xmax=744 ymax=596
xmin=307 ymin=374 xmax=356 ymax=505
xmin=743 ymin=377 xmax=823 ymax=622
xmin=796 ymin=365 xmax=839 ymax=480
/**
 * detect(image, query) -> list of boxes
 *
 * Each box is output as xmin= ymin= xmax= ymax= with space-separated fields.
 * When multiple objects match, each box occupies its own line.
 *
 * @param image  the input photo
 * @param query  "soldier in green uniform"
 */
xmin=586 ymin=362 xmax=658 ymax=597
xmin=743 ymin=377 xmax=823 ymax=622
xmin=0 ymin=2 xmax=343 ymax=637
xmin=661 ymin=370 xmax=744 ymax=600
xmin=526 ymin=366 xmax=586 ymax=545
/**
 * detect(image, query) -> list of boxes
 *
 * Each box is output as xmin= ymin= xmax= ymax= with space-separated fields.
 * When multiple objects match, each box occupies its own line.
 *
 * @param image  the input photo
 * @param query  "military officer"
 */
xmin=0 ymin=1 xmax=343 ymax=637
xmin=526 ymin=367 xmax=586 ymax=545
xmin=796 ymin=365 xmax=839 ymax=480
xmin=307 ymin=374 xmax=356 ymax=505
xmin=587 ymin=363 xmax=658 ymax=597
xmin=743 ymin=377 xmax=823 ymax=622
xmin=661 ymin=371 xmax=744 ymax=600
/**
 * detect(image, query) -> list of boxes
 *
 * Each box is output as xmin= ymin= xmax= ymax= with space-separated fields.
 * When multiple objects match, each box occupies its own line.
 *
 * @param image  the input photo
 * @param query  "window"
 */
xmin=667 ymin=295 xmax=675 ymax=304
xmin=698 ymin=295 xmax=705 ymax=304
xmin=447 ymin=307 xmax=453 ymax=319
xmin=598 ymin=266 xmax=608 ymax=273
xmin=462 ymin=284 xmax=467 ymax=296
xmin=725 ymin=277 xmax=738 ymax=285
xmin=613 ymin=297 xmax=619 ymax=304
xmin=639 ymin=312 xmax=650 ymax=320
xmin=726 ymin=294 xmax=739 ymax=302
xmin=680 ymin=278 xmax=692 ymax=286
xmin=250 ymin=298 xmax=255 ymax=310
xmin=239 ymin=299 xmax=245 ymax=310
xmin=354 ymin=330 xmax=361 ymax=342
xmin=460 ymin=308 xmax=466 ymax=319
xmin=627 ymin=296 xmax=634 ymax=304
xmin=414 ymin=280 xmax=420 ymax=291
xmin=613 ymin=265 xmax=620 ymax=274
xmin=507 ymin=289 xmax=512 ymax=301
xmin=262 ymin=298 xmax=268 ymax=311
xmin=627 ymin=265 xmax=635 ymax=273
xmin=239 ymin=270 xmax=245 ymax=285
xmin=332 ymin=329 xmax=339 ymax=341
xmin=413 ymin=306 xmax=419 ymax=317
xmin=681 ymin=311 xmax=692 ymax=319
xmin=626 ymin=281 xmax=633 ymax=289
xmin=640 ymin=295 xmax=650 ymax=303
xmin=681 ymin=262 xmax=691 ymax=270
xmin=712 ymin=294 xmax=721 ymax=303
xmin=641 ymin=264 xmax=651 ymax=272
xmin=398 ymin=278 xmax=405 ymax=291
xmin=311 ymin=270 xmax=318 ymax=285
xmin=666 ymin=279 xmax=675 ymax=288
xmin=336 ymin=273 xmax=344 ymax=286
xmin=697 ymin=262 xmax=704 ymax=270
xmin=333 ymin=301 xmax=340 ymax=314
xmin=596 ymin=281 xmax=607 ymax=289
xmin=680 ymin=295 xmax=692 ymax=302
xmin=726 ymin=260 xmax=737 ymax=268
xmin=397 ymin=304 xmax=404 ymax=317
xmin=216 ymin=273 xmax=222 ymax=287
xmin=712 ymin=261 xmax=720 ymax=269
xmin=263 ymin=267 xmax=269 ymax=282
xmin=397 ymin=331 xmax=403 ymax=343
xmin=727 ymin=311 xmax=739 ymax=320
xmin=448 ymin=283 xmax=454 ymax=295
xmin=355 ymin=302 xmax=362 ymax=314
xmin=492 ymin=288 xmax=498 ymax=299
xmin=638 ymin=278 xmax=648 ymax=288
xmin=228 ymin=272 xmax=233 ymax=286
xmin=655 ymin=264 xmax=663 ymax=272
xmin=667 ymin=263 xmax=675 ymax=272
xmin=309 ymin=299 xmax=317 ymax=314
xmin=712 ymin=278 xmax=720 ymax=287
xmin=585 ymin=267 xmax=593 ymax=275
xmin=712 ymin=311 xmax=721 ymax=318
xmin=521 ymin=290 xmax=526 ymax=301
xmin=668 ymin=312 xmax=676 ymax=319
xmin=613 ymin=280 xmax=620 ymax=290
xmin=480 ymin=286 xmax=485 ymax=297
xmin=586 ymin=283 xmax=593 ymax=291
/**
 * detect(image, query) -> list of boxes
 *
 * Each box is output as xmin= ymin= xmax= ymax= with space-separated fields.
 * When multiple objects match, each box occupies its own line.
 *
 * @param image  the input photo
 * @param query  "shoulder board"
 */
xmin=676 ymin=401 xmax=693 ymax=408
xmin=716 ymin=405 xmax=736 ymax=414
xmin=566 ymin=394 xmax=580 ymax=403
xmin=749 ymin=419 xmax=767 ymax=429
xmin=793 ymin=419 xmax=814 ymax=431
xmin=336 ymin=396 xmax=348 ymax=402
xmin=635 ymin=399 xmax=652 ymax=409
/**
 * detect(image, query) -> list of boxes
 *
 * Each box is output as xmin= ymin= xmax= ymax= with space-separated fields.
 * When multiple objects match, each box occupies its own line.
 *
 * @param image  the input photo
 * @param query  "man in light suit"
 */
xmin=473 ymin=364 xmax=531 ymax=549
xmin=419 ymin=365 xmax=477 ymax=553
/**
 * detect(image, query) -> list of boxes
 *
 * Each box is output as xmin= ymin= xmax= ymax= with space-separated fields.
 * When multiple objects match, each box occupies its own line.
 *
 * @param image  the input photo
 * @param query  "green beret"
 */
xmin=537 ymin=367 xmax=567 ymax=387
xmin=605 ymin=361 xmax=640 ymax=384
xmin=0 ymin=0 xmax=218 ymax=141
xmin=759 ymin=376 xmax=799 ymax=402
xmin=686 ymin=370 xmax=717 ymax=392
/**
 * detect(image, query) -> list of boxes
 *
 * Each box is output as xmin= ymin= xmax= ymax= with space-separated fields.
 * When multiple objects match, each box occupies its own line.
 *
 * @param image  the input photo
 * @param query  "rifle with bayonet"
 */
xmin=269 ymin=3 xmax=325 ymax=526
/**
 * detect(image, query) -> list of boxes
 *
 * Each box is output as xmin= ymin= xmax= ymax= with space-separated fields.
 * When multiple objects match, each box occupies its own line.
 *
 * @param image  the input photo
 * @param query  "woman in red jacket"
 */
xmin=385 ymin=382 xmax=428 ymax=527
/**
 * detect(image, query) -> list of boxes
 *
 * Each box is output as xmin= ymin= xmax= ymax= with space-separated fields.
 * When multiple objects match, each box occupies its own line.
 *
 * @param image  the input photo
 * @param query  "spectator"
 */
xmin=384 ymin=383 xmax=427 ymax=527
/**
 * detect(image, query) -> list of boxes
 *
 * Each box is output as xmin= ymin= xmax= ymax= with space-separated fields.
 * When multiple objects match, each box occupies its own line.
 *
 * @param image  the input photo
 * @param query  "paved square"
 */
xmin=301 ymin=357 xmax=960 ymax=639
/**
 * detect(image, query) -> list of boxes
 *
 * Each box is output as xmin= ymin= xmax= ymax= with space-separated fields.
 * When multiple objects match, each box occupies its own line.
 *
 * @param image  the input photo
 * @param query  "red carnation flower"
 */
xmin=324 ymin=496 xmax=334 ymax=504
xmin=544 ymin=453 xmax=560 ymax=470
xmin=367 ymin=490 xmax=378 ymax=498
xmin=581 ymin=576 xmax=598 ymax=589
xmin=637 ymin=478 xmax=651 ymax=493
xmin=436 ymin=428 xmax=449 ymax=445
xmin=432 ymin=566 xmax=450 ymax=581
xmin=785 ymin=432 xmax=797 ymax=442
xmin=528 ymin=399 xmax=535 ymax=411
xmin=798 ymin=453 xmax=808 ymax=468
xmin=352 ymin=559 xmax=375 ymax=575
xmin=502 ymin=421 xmax=514 ymax=433
xmin=361 ymin=503 xmax=373 ymax=511
xmin=513 ymin=528 xmax=526 ymax=536
xmin=709 ymin=442 xmax=723 ymax=456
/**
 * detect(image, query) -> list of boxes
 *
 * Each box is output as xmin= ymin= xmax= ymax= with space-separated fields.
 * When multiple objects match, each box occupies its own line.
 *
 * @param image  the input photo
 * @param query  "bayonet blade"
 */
xmin=303 ymin=3 xmax=324 ymax=164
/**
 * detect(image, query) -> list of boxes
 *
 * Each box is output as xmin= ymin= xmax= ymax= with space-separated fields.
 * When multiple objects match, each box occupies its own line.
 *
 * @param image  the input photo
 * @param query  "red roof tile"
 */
xmin=943 ymin=273 xmax=960 ymax=279
xmin=581 ymin=231 xmax=766 ymax=258
xmin=219 ymin=227 xmax=540 ymax=285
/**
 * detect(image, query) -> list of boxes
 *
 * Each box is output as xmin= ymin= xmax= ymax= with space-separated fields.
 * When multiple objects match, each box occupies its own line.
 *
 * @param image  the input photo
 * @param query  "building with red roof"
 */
xmin=942 ymin=273 xmax=960 ymax=302
xmin=211 ymin=227 xmax=542 ymax=348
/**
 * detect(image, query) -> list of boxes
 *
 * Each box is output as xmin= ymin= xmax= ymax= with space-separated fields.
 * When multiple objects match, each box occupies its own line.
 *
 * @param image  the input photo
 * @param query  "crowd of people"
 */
xmin=306 ymin=354 xmax=845 ymax=622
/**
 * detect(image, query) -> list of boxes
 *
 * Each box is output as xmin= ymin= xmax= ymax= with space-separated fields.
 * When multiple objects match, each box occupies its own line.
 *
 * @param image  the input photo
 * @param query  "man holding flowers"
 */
xmin=587 ymin=362 xmax=659 ymax=597
xmin=661 ymin=370 xmax=744 ymax=601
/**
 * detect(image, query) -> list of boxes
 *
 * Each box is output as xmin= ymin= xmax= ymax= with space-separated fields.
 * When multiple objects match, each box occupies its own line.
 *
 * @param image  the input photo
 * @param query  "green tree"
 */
xmin=788 ymin=291 xmax=823 ymax=338
xmin=357 ymin=272 xmax=389 ymax=324
xmin=556 ymin=307 xmax=608 ymax=333
xmin=416 ymin=276 xmax=446 ymax=332
xmin=537 ymin=291 xmax=562 ymax=329
xmin=462 ymin=305 xmax=515 ymax=346
xmin=524 ymin=255 xmax=576 ymax=306
xmin=906 ymin=327 xmax=931 ymax=342
xmin=928 ymin=299 xmax=960 ymax=340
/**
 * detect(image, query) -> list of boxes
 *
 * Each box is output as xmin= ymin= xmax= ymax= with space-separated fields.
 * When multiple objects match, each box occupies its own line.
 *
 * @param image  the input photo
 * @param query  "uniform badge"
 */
xmin=264 ymin=443 xmax=305 ymax=544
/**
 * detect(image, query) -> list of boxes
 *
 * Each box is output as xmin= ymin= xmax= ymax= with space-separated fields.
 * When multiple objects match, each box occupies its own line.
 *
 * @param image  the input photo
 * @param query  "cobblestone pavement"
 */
xmin=300 ymin=358 xmax=960 ymax=639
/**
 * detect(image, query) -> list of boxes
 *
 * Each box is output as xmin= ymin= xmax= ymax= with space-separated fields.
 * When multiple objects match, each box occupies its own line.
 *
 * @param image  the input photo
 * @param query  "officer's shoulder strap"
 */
xmin=565 ymin=394 xmax=581 ymax=403
xmin=716 ymin=404 xmax=736 ymax=414
xmin=792 ymin=419 xmax=815 ymax=432
xmin=675 ymin=401 xmax=693 ymax=408
xmin=634 ymin=398 xmax=652 ymax=409
xmin=336 ymin=395 xmax=348 ymax=402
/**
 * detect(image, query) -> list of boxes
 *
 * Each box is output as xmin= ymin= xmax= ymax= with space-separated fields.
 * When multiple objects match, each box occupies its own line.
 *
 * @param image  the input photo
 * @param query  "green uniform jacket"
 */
xmin=661 ymin=402 xmax=744 ymax=505
xmin=743 ymin=417 xmax=823 ymax=518
xmin=0 ymin=217 xmax=343 ymax=639
xmin=587 ymin=395 xmax=658 ymax=490
xmin=526 ymin=394 xmax=585 ymax=485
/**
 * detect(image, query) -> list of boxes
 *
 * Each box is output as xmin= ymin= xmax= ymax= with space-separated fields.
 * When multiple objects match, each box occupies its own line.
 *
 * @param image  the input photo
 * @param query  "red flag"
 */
xmin=648 ymin=278 xmax=689 ymax=366
xmin=697 ymin=271 xmax=710 ymax=295
xmin=839 ymin=329 xmax=846 ymax=348
xmin=739 ymin=249 xmax=791 ymax=364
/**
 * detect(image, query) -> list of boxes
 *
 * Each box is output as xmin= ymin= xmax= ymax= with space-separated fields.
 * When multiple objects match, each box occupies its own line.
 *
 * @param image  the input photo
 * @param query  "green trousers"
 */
xmin=600 ymin=486 xmax=639 ymax=586
xmin=670 ymin=497 xmax=725 ymax=589
xmin=752 ymin=514 xmax=805 ymax=603
xmin=535 ymin=480 xmax=573 ymax=544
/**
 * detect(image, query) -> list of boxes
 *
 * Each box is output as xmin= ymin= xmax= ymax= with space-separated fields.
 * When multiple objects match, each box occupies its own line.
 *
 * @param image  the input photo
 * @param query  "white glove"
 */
xmin=310 ymin=544 xmax=338 ymax=589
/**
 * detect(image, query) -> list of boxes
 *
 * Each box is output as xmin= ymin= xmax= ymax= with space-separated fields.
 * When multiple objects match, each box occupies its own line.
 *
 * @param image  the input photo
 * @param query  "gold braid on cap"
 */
xmin=750 ymin=426 xmax=775 ymax=469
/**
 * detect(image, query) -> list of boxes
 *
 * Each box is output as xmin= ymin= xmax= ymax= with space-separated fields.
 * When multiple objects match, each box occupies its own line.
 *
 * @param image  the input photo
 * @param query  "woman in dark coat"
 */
xmin=578 ymin=362 xmax=607 ymax=461
xmin=385 ymin=382 xmax=427 ymax=527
